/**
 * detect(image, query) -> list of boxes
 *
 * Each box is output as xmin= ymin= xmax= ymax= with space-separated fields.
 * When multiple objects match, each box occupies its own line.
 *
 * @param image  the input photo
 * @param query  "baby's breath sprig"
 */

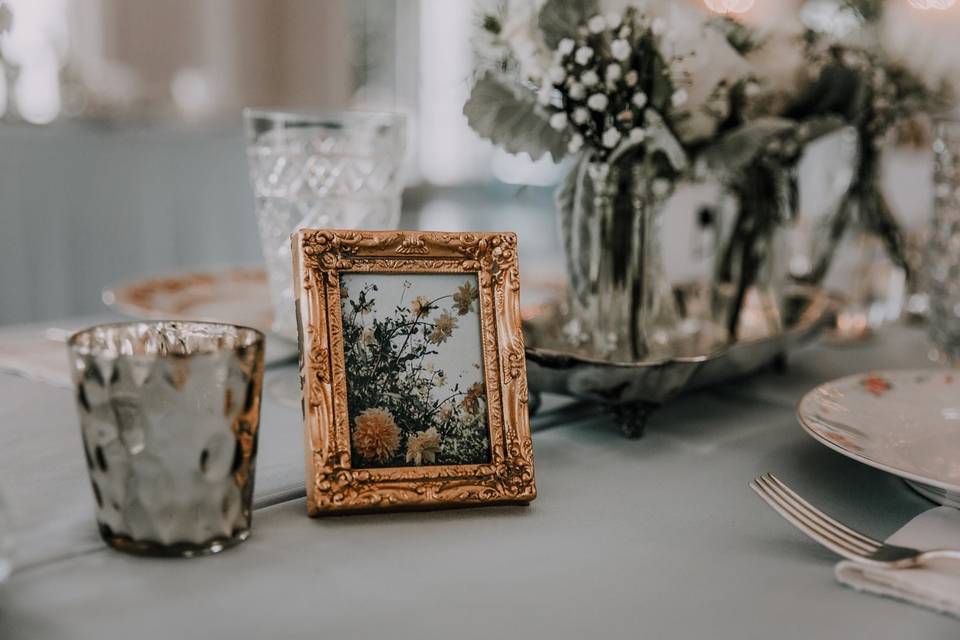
xmin=536 ymin=7 xmax=689 ymax=160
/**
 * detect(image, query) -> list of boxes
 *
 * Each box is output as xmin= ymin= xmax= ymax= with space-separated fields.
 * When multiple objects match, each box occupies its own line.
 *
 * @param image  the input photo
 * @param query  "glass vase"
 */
xmin=711 ymin=166 xmax=791 ymax=343
xmin=560 ymin=159 xmax=679 ymax=362
xmin=788 ymin=126 xmax=910 ymax=342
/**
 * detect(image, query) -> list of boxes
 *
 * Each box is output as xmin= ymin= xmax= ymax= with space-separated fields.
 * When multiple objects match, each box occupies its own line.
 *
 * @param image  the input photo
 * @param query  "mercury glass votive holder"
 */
xmin=244 ymin=109 xmax=406 ymax=339
xmin=67 ymin=321 xmax=265 ymax=557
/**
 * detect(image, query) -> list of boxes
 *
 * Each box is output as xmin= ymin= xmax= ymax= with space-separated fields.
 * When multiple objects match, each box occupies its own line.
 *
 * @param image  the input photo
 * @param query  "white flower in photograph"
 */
xmin=628 ymin=127 xmax=646 ymax=143
xmin=651 ymin=17 xmax=667 ymax=36
xmin=547 ymin=65 xmax=567 ymax=85
xmin=605 ymin=12 xmax=622 ymax=30
xmin=581 ymin=70 xmax=600 ymax=87
xmin=572 ymin=107 xmax=590 ymax=124
xmin=405 ymin=427 xmax=442 ymax=466
xmin=361 ymin=326 xmax=377 ymax=349
xmin=568 ymin=82 xmax=586 ymax=100
xmin=567 ymin=133 xmax=584 ymax=153
xmin=575 ymin=46 xmax=594 ymax=65
xmin=549 ymin=111 xmax=568 ymax=130
xmin=619 ymin=25 xmax=631 ymax=39
xmin=624 ymin=70 xmax=639 ymax=87
xmin=631 ymin=91 xmax=647 ymax=108
xmin=588 ymin=14 xmax=606 ymax=33
xmin=587 ymin=93 xmax=609 ymax=111
xmin=605 ymin=64 xmax=622 ymax=83
xmin=602 ymin=127 xmax=622 ymax=148
xmin=557 ymin=37 xmax=576 ymax=56
xmin=671 ymin=88 xmax=688 ymax=107
xmin=610 ymin=39 xmax=631 ymax=61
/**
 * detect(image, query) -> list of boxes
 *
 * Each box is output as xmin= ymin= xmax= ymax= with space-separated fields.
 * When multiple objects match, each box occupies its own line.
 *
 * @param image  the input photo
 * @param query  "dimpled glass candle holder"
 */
xmin=67 ymin=321 xmax=265 ymax=557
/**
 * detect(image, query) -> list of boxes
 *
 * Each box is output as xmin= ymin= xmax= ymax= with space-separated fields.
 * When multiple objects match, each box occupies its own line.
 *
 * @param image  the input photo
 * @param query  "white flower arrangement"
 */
xmin=471 ymin=3 xmax=721 ymax=168
xmin=465 ymin=1 xmax=750 ymax=165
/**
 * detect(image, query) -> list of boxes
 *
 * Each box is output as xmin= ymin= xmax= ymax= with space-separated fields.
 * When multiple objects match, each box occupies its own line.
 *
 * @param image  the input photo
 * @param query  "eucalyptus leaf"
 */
xmin=463 ymin=71 xmax=568 ymax=162
xmin=538 ymin=0 xmax=597 ymax=50
xmin=699 ymin=117 xmax=794 ymax=176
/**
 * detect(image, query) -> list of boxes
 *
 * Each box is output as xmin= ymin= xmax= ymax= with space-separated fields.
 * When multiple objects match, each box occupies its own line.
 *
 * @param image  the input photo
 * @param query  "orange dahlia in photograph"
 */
xmin=352 ymin=408 xmax=401 ymax=463
xmin=462 ymin=381 xmax=485 ymax=416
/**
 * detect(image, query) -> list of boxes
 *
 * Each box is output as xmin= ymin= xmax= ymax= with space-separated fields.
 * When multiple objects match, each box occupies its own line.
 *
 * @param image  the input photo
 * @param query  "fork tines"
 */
xmin=750 ymin=472 xmax=882 ymax=560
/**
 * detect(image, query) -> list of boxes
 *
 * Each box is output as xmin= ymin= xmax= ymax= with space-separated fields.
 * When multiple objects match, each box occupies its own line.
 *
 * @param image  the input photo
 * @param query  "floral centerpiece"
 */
xmin=465 ymin=0 xmax=951 ymax=360
xmin=466 ymin=0 xmax=748 ymax=361
xmin=707 ymin=8 xmax=950 ymax=335
xmin=788 ymin=37 xmax=950 ymax=287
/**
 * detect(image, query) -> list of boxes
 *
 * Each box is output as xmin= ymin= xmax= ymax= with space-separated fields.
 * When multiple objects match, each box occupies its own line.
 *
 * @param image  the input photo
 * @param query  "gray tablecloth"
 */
xmin=1 ymin=323 xmax=956 ymax=639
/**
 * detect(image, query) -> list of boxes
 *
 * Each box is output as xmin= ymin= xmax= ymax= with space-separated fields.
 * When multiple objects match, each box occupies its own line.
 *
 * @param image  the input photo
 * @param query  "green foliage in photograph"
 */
xmin=341 ymin=278 xmax=490 ymax=469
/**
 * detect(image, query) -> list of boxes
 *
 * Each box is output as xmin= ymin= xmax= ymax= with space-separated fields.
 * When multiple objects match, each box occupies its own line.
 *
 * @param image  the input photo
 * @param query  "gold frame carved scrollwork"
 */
xmin=291 ymin=229 xmax=536 ymax=515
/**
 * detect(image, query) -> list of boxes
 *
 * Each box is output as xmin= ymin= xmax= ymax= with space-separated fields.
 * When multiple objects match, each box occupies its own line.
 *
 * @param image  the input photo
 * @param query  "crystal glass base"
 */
xmin=100 ymin=526 xmax=250 ymax=558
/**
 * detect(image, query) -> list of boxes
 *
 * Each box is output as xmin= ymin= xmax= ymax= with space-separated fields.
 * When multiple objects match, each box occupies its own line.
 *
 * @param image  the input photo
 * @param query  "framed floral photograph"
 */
xmin=291 ymin=229 xmax=536 ymax=515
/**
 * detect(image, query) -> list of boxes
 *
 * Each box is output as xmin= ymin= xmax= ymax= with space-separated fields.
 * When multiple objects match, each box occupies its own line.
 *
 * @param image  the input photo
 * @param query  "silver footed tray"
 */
xmin=523 ymin=285 xmax=840 ymax=437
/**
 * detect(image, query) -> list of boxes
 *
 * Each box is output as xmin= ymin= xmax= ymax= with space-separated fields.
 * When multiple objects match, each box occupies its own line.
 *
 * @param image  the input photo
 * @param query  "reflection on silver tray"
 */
xmin=523 ymin=285 xmax=840 ymax=437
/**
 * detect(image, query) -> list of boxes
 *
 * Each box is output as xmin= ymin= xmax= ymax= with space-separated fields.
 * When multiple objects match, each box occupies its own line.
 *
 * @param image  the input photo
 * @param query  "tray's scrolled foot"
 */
xmin=612 ymin=403 xmax=657 ymax=439
xmin=772 ymin=352 xmax=788 ymax=374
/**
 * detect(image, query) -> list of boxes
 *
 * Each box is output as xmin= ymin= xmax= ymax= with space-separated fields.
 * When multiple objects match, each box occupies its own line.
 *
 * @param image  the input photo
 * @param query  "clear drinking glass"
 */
xmin=929 ymin=117 xmax=960 ymax=363
xmin=67 ymin=321 xmax=265 ymax=557
xmin=244 ymin=109 xmax=406 ymax=339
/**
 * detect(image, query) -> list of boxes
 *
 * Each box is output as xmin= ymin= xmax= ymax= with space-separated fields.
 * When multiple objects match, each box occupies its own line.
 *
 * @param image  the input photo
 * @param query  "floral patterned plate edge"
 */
xmin=796 ymin=369 xmax=960 ymax=507
xmin=102 ymin=266 xmax=276 ymax=336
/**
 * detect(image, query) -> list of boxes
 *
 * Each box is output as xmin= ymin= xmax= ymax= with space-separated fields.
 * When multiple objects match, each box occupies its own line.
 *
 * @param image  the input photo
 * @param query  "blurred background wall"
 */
xmin=0 ymin=0 xmax=946 ymax=325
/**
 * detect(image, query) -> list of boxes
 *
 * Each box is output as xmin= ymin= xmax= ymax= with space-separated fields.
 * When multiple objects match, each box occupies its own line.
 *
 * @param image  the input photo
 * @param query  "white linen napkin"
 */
xmin=0 ymin=322 xmax=299 ymax=388
xmin=835 ymin=506 xmax=960 ymax=618
xmin=0 ymin=326 xmax=73 ymax=387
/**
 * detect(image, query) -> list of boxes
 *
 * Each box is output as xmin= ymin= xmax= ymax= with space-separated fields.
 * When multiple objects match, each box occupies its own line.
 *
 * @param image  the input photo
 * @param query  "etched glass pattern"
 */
xmin=244 ymin=110 xmax=406 ymax=338
xmin=67 ymin=321 xmax=265 ymax=557
xmin=930 ymin=118 xmax=960 ymax=363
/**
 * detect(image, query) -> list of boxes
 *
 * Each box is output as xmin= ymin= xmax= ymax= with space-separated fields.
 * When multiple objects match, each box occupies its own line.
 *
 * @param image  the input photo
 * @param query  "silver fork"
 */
xmin=750 ymin=473 xmax=960 ymax=569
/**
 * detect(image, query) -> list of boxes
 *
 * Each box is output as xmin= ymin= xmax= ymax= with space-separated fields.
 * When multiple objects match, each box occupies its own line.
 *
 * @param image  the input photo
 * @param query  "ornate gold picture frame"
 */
xmin=291 ymin=229 xmax=536 ymax=515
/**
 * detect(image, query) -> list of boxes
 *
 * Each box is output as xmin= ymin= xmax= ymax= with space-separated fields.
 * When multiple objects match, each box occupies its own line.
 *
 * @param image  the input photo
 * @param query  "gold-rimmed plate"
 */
xmin=102 ymin=267 xmax=276 ymax=336
xmin=797 ymin=369 xmax=960 ymax=507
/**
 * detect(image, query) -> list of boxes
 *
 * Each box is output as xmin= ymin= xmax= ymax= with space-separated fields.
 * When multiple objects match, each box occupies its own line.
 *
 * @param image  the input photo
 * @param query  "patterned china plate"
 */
xmin=102 ymin=267 xmax=276 ymax=335
xmin=797 ymin=369 xmax=960 ymax=507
